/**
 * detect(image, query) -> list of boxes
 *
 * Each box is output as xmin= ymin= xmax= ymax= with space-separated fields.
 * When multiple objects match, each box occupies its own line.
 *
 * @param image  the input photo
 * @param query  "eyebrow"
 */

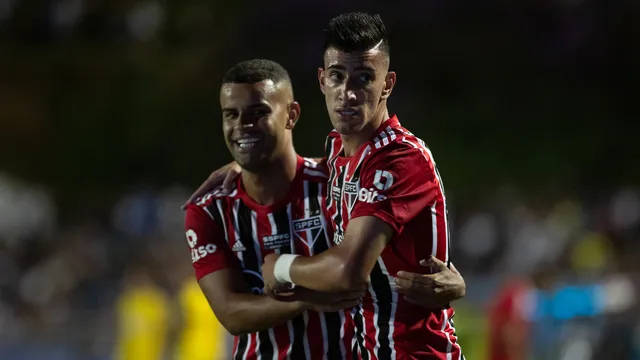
xmin=327 ymin=64 xmax=376 ymax=72
xmin=221 ymin=103 xmax=270 ymax=112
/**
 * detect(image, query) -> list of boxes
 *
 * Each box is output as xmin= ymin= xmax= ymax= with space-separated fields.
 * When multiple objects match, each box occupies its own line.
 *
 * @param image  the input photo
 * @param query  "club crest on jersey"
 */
xmin=292 ymin=216 xmax=324 ymax=248
xmin=343 ymin=181 xmax=359 ymax=211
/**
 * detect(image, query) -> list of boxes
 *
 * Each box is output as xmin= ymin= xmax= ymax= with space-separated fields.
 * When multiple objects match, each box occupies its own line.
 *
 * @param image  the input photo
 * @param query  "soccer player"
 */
xmin=185 ymin=59 xmax=360 ymax=360
xmin=184 ymin=59 xmax=466 ymax=360
xmin=261 ymin=13 xmax=464 ymax=359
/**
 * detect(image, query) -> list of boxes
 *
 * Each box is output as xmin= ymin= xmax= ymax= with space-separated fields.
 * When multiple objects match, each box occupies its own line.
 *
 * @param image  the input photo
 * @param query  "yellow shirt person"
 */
xmin=175 ymin=278 xmax=228 ymax=360
xmin=114 ymin=267 xmax=169 ymax=360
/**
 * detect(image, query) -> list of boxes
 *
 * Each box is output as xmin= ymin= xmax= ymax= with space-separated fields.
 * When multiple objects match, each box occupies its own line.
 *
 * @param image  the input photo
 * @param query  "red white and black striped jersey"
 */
xmin=184 ymin=155 xmax=353 ymax=360
xmin=324 ymin=116 xmax=463 ymax=360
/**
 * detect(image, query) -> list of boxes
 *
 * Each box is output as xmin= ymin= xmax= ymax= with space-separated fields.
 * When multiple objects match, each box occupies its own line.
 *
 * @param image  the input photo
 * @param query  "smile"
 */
xmin=336 ymin=108 xmax=360 ymax=117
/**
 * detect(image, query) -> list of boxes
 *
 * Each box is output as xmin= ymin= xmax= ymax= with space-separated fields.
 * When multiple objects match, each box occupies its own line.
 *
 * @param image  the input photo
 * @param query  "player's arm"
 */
xmin=185 ymin=204 xmax=307 ymax=335
xmin=265 ymin=145 xmax=439 ymax=293
xmin=264 ymin=215 xmax=393 ymax=292
xmin=186 ymin=205 xmax=360 ymax=335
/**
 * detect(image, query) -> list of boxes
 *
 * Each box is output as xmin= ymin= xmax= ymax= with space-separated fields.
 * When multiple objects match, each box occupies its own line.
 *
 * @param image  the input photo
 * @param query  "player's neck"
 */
xmin=241 ymin=149 xmax=298 ymax=206
xmin=341 ymin=107 xmax=390 ymax=157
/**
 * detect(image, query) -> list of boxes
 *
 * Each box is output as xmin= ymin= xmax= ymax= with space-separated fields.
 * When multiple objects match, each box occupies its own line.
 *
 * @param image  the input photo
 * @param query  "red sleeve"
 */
xmin=184 ymin=203 xmax=238 ymax=280
xmin=350 ymin=144 xmax=439 ymax=234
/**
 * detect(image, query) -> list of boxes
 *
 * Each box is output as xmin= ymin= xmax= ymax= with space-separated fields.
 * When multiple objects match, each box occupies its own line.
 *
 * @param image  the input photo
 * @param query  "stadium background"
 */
xmin=0 ymin=0 xmax=638 ymax=359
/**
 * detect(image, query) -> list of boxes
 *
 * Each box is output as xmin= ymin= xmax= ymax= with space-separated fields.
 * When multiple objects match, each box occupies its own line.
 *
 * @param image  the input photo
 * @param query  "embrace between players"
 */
xmin=183 ymin=12 xmax=466 ymax=360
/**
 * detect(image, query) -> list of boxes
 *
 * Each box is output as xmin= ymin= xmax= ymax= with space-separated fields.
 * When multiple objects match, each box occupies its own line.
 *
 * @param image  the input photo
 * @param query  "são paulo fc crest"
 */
xmin=343 ymin=181 xmax=359 ymax=211
xmin=292 ymin=215 xmax=325 ymax=248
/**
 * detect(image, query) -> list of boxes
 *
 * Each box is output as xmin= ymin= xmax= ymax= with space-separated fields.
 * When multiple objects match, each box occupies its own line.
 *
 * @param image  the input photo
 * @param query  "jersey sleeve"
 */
xmin=350 ymin=144 xmax=440 ymax=234
xmin=184 ymin=203 xmax=238 ymax=280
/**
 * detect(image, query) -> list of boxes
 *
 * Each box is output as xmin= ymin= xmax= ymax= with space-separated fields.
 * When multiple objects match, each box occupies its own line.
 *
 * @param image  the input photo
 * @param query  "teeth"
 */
xmin=341 ymin=110 xmax=357 ymax=115
xmin=237 ymin=137 xmax=259 ymax=149
xmin=237 ymin=138 xmax=259 ymax=144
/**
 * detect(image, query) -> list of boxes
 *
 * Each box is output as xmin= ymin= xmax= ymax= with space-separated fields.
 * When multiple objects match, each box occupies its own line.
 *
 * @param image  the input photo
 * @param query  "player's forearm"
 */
xmin=221 ymin=293 xmax=306 ymax=335
xmin=290 ymin=252 xmax=368 ymax=292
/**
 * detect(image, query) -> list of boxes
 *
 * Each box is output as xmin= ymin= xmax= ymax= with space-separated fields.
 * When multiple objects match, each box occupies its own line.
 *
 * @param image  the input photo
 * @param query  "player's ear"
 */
xmin=381 ymin=71 xmax=396 ymax=100
xmin=318 ymin=67 xmax=326 ymax=94
xmin=286 ymin=101 xmax=301 ymax=130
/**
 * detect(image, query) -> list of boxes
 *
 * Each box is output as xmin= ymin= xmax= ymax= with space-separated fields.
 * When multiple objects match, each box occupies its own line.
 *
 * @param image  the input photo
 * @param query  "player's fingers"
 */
xmin=222 ymin=169 xmax=237 ymax=193
xmin=419 ymin=256 xmax=448 ymax=271
xmin=182 ymin=179 xmax=212 ymax=210
xmin=396 ymin=271 xmax=419 ymax=281
xmin=396 ymin=271 xmax=435 ymax=286
xmin=430 ymin=256 xmax=449 ymax=270
xmin=394 ymin=277 xmax=432 ymax=296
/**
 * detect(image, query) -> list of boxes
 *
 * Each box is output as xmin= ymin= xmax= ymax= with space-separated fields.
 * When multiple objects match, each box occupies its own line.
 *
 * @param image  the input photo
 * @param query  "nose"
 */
xmin=339 ymin=85 xmax=357 ymax=103
xmin=237 ymin=113 xmax=256 ymax=129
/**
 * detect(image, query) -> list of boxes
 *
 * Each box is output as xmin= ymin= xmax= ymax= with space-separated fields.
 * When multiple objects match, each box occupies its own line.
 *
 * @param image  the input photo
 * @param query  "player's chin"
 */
xmin=233 ymin=153 xmax=268 ymax=173
xmin=333 ymin=120 xmax=365 ymax=135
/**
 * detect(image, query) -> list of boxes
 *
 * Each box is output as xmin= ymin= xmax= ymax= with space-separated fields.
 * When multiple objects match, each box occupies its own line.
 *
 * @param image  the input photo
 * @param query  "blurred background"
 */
xmin=0 ymin=0 xmax=638 ymax=359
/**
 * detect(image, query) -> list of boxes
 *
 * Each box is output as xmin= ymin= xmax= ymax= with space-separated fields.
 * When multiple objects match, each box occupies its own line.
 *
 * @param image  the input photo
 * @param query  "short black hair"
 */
xmin=323 ymin=12 xmax=389 ymax=55
xmin=222 ymin=59 xmax=292 ymax=85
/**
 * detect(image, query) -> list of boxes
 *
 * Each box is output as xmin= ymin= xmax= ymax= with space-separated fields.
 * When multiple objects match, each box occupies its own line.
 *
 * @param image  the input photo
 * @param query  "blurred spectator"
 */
xmin=114 ymin=260 xmax=170 ymax=360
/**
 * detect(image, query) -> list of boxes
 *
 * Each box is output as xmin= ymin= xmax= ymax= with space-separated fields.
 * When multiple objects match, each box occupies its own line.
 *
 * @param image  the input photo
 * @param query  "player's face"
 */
xmin=220 ymin=80 xmax=299 ymax=172
xmin=318 ymin=46 xmax=396 ymax=135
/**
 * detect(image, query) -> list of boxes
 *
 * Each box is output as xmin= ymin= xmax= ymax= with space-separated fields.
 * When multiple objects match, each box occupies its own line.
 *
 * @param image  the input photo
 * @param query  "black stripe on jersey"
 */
xmin=353 ymin=309 xmax=369 ymax=360
xmin=349 ymin=159 xmax=365 ymax=183
xmin=325 ymin=138 xmax=340 ymax=209
xmin=235 ymin=336 xmax=249 ymax=360
xmin=273 ymin=206 xmax=306 ymax=360
xmin=308 ymin=183 xmax=342 ymax=359
xmin=206 ymin=200 xmax=229 ymax=243
xmin=205 ymin=202 xmax=224 ymax=229
xmin=332 ymin=167 xmax=347 ymax=240
xmin=370 ymin=263 xmax=393 ymax=360
xmin=236 ymin=202 xmax=274 ymax=359
xmin=214 ymin=200 xmax=246 ymax=360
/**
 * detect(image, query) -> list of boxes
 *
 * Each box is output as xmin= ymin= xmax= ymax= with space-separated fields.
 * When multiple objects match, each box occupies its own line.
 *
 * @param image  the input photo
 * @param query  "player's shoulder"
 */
xmin=368 ymin=123 xmax=433 ymax=163
xmin=192 ymin=183 xmax=240 ymax=210
xmin=300 ymin=157 xmax=329 ymax=181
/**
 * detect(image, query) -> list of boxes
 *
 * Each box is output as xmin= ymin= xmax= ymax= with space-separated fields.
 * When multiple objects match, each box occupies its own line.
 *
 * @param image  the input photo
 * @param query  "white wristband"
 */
xmin=273 ymin=254 xmax=299 ymax=285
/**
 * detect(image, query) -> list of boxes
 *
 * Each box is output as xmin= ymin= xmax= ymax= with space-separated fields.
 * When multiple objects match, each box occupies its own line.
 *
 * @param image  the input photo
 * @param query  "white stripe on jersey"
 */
xmin=284 ymin=203 xmax=295 ymax=359
xmin=401 ymin=136 xmax=450 ymax=263
xmin=232 ymin=200 xmax=244 ymax=266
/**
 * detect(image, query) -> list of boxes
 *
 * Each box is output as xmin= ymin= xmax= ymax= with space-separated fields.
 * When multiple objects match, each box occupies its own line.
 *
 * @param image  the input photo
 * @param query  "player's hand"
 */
xmin=275 ymin=287 xmax=364 ymax=312
xmin=262 ymin=253 xmax=288 ymax=295
xmin=181 ymin=161 xmax=242 ymax=210
xmin=394 ymin=256 xmax=466 ymax=309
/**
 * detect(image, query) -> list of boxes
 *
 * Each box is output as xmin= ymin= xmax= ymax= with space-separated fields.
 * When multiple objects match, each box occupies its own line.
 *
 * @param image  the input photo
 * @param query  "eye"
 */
xmin=223 ymin=110 xmax=238 ymax=120
xmin=252 ymin=108 xmax=270 ymax=117
xmin=329 ymin=71 xmax=344 ymax=81
xmin=359 ymin=73 xmax=373 ymax=83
